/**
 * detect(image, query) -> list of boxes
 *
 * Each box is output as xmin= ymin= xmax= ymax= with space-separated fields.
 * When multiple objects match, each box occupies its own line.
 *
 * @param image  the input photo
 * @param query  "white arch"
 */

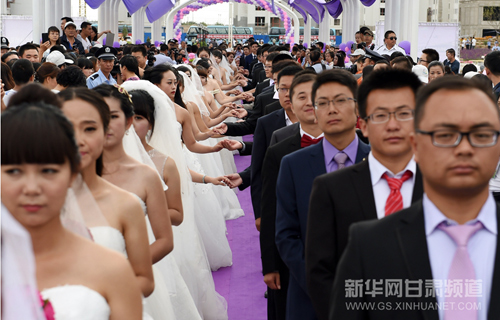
xmin=165 ymin=0 xmax=300 ymax=44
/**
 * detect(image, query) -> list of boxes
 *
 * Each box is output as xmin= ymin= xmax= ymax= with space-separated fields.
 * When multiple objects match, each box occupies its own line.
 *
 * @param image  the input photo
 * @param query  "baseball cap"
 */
xmin=351 ymin=49 xmax=365 ymax=57
xmin=46 ymin=51 xmax=74 ymax=67
xmin=412 ymin=65 xmax=429 ymax=83
xmin=168 ymin=39 xmax=178 ymax=44
xmin=64 ymin=22 xmax=77 ymax=29
xmin=364 ymin=29 xmax=374 ymax=36
xmin=1 ymin=37 xmax=9 ymax=49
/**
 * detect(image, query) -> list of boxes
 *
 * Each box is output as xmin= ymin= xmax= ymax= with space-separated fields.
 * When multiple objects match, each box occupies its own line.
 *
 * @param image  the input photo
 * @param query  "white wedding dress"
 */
xmin=41 ymin=285 xmax=110 ymax=320
xmin=90 ymin=226 xmax=174 ymax=320
xmin=194 ymin=140 xmax=244 ymax=220
xmin=133 ymin=193 xmax=203 ymax=320
xmin=181 ymin=146 xmax=233 ymax=270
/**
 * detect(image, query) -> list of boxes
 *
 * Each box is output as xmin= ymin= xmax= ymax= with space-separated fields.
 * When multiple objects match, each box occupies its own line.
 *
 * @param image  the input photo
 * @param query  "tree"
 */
xmin=483 ymin=6 xmax=500 ymax=37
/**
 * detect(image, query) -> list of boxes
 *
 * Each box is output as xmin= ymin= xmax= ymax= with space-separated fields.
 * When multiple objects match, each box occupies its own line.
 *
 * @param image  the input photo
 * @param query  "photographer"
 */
xmin=158 ymin=44 xmax=177 ymax=65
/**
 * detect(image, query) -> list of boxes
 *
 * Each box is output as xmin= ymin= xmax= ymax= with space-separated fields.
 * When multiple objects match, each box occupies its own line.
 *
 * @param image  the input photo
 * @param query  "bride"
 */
xmin=1 ymin=102 xmax=143 ymax=319
xmin=121 ymin=79 xmax=228 ymax=320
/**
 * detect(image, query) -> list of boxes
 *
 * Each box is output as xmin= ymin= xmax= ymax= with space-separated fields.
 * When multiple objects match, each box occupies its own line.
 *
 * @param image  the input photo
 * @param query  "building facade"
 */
xmin=459 ymin=0 xmax=500 ymax=37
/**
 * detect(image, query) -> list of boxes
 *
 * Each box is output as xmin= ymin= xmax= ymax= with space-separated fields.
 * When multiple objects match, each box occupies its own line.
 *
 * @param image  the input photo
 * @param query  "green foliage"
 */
xmin=122 ymin=26 xmax=129 ymax=36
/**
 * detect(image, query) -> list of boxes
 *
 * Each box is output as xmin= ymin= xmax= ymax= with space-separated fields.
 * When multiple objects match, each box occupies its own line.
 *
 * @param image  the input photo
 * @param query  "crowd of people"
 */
xmin=2 ymin=18 xmax=500 ymax=320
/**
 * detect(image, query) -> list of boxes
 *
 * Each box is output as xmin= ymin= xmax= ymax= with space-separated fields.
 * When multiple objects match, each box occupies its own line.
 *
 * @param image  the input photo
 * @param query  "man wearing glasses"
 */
xmin=330 ymin=76 xmax=500 ymax=320
xmin=275 ymin=70 xmax=370 ymax=320
xmin=376 ymin=30 xmax=406 ymax=55
xmin=305 ymin=69 xmax=424 ymax=320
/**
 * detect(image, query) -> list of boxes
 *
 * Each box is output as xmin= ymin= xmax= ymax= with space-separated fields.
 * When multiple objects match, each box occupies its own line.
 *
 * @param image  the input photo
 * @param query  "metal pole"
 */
xmin=229 ymin=1 xmax=233 ymax=47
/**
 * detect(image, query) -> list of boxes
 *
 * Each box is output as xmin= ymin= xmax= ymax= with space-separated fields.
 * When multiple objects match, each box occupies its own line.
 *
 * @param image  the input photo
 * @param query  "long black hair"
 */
xmin=2 ymin=102 xmax=80 ymax=174
xmin=130 ymin=89 xmax=156 ymax=133
xmin=143 ymin=64 xmax=186 ymax=109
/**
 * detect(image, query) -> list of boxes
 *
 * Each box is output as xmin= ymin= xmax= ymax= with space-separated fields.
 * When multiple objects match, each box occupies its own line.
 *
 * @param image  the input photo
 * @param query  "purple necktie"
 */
xmin=438 ymin=221 xmax=483 ymax=320
xmin=333 ymin=152 xmax=348 ymax=171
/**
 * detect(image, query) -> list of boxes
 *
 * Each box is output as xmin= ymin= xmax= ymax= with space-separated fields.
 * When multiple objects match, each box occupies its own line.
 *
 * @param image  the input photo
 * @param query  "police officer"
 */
xmin=86 ymin=46 xmax=117 ymax=89
xmin=1 ymin=37 xmax=10 ymax=55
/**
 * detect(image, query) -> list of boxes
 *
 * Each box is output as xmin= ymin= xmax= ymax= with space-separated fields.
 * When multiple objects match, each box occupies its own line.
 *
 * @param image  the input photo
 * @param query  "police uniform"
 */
xmin=86 ymin=46 xmax=117 ymax=89
xmin=363 ymin=48 xmax=385 ymax=62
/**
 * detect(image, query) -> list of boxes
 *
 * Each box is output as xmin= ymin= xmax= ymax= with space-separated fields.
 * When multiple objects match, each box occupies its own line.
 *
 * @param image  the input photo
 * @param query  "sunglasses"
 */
xmin=388 ymin=37 xmax=397 ymax=41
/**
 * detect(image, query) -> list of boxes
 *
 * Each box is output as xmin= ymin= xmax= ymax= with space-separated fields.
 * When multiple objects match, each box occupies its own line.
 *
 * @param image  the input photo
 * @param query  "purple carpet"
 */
xmin=212 ymin=136 xmax=267 ymax=320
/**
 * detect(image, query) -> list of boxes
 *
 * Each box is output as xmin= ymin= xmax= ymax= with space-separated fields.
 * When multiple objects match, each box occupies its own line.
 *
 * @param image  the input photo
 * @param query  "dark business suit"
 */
xmin=244 ymin=61 xmax=263 ymax=91
xmin=224 ymin=89 xmax=275 ymax=136
xmin=260 ymin=131 xmax=302 ymax=320
xmin=270 ymin=123 xmax=300 ymax=146
xmin=245 ymin=53 xmax=257 ymax=72
xmin=330 ymin=201 xmax=500 ymax=320
xmin=255 ymin=78 xmax=271 ymax=97
xmin=255 ymin=78 xmax=272 ymax=96
xmin=275 ymin=139 xmax=371 ymax=320
xmin=250 ymin=108 xmax=287 ymax=220
xmin=234 ymin=142 xmax=253 ymax=191
xmin=306 ymin=160 xmax=423 ymax=320
xmin=265 ymin=100 xmax=282 ymax=115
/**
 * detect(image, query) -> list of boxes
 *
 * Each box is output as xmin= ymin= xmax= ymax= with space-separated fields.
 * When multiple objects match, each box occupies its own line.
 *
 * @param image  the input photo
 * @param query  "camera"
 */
xmin=147 ymin=51 xmax=156 ymax=67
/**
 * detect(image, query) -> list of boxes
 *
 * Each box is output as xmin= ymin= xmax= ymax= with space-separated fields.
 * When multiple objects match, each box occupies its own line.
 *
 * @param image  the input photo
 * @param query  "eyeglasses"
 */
xmin=314 ymin=96 xmax=356 ymax=110
xmin=416 ymin=129 xmax=500 ymax=148
xmin=388 ymin=37 xmax=397 ymax=41
xmin=364 ymin=109 xmax=414 ymax=123
xmin=278 ymin=87 xmax=289 ymax=94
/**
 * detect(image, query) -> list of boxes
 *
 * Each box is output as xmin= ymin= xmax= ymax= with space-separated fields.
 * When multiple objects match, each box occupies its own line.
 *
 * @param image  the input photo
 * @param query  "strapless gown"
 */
xmin=90 ymin=226 xmax=174 ymax=320
xmin=165 ymin=122 xmax=228 ymax=319
xmin=41 ymin=285 xmax=110 ymax=320
xmin=134 ymin=195 xmax=203 ymax=320
xmin=182 ymin=146 xmax=233 ymax=270
xmin=195 ymin=139 xmax=244 ymax=220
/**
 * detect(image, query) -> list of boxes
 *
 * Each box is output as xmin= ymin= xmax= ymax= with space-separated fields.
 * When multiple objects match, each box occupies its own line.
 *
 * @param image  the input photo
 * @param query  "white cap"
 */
xmin=463 ymin=71 xmax=479 ymax=79
xmin=351 ymin=49 xmax=365 ymax=57
xmin=64 ymin=21 xmax=77 ymax=29
xmin=412 ymin=65 xmax=428 ymax=83
xmin=46 ymin=51 xmax=74 ymax=67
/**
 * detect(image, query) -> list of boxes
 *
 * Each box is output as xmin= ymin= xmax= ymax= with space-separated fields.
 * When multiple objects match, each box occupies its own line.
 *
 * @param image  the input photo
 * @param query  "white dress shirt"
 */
xmin=368 ymin=152 xmax=416 ymax=219
xmin=424 ymin=194 xmax=496 ymax=320
xmin=299 ymin=124 xmax=324 ymax=139
xmin=284 ymin=110 xmax=295 ymax=126
xmin=375 ymin=44 xmax=406 ymax=56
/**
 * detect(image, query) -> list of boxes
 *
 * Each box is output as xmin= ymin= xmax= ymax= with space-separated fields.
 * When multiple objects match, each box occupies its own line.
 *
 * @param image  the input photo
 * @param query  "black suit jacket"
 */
xmin=306 ymin=160 xmax=423 ymax=320
xmin=250 ymin=108 xmax=286 ymax=220
xmin=264 ymin=100 xmax=282 ymax=115
xmin=270 ymin=123 xmax=300 ymax=146
xmin=260 ymin=131 xmax=301 ymax=275
xmin=330 ymin=201 xmax=500 ymax=320
xmin=238 ymin=166 xmax=251 ymax=191
xmin=255 ymin=78 xmax=271 ymax=97
xmin=224 ymin=89 xmax=275 ymax=136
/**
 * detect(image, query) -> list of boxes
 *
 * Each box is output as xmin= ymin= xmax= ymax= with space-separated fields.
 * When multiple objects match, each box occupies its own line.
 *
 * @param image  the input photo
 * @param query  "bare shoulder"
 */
xmin=126 ymin=156 xmax=160 ymax=182
xmin=101 ymin=179 xmax=143 ymax=215
xmin=164 ymin=157 xmax=178 ymax=172
xmin=72 ymin=234 xmax=135 ymax=284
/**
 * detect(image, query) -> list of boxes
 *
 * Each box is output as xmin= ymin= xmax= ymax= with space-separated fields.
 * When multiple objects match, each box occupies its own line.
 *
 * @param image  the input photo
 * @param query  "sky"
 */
xmin=72 ymin=0 xmax=230 ymax=25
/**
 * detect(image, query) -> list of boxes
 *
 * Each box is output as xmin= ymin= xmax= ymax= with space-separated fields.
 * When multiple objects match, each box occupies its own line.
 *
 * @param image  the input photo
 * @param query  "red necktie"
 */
xmin=382 ymin=171 xmax=413 ymax=216
xmin=301 ymin=135 xmax=323 ymax=148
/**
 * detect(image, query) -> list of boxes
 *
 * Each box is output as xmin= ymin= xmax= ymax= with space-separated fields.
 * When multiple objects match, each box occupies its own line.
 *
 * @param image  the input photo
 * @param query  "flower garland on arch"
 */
xmin=172 ymin=0 xmax=294 ymax=44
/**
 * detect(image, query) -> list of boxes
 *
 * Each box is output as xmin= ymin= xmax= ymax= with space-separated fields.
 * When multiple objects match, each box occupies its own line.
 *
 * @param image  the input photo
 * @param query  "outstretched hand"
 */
xmin=207 ymin=175 xmax=231 ymax=186
xmin=224 ymin=173 xmax=243 ymax=189
xmin=221 ymin=140 xmax=243 ymax=151
xmin=213 ymin=123 xmax=228 ymax=135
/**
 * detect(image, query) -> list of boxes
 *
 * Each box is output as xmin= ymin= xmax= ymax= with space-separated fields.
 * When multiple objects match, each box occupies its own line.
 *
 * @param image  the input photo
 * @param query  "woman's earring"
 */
xmin=125 ymin=129 xmax=129 ymax=135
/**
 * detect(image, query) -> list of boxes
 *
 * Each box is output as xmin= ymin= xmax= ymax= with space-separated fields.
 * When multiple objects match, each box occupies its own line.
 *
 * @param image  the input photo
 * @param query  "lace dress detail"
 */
xmin=41 ymin=285 xmax=110 ymax=320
